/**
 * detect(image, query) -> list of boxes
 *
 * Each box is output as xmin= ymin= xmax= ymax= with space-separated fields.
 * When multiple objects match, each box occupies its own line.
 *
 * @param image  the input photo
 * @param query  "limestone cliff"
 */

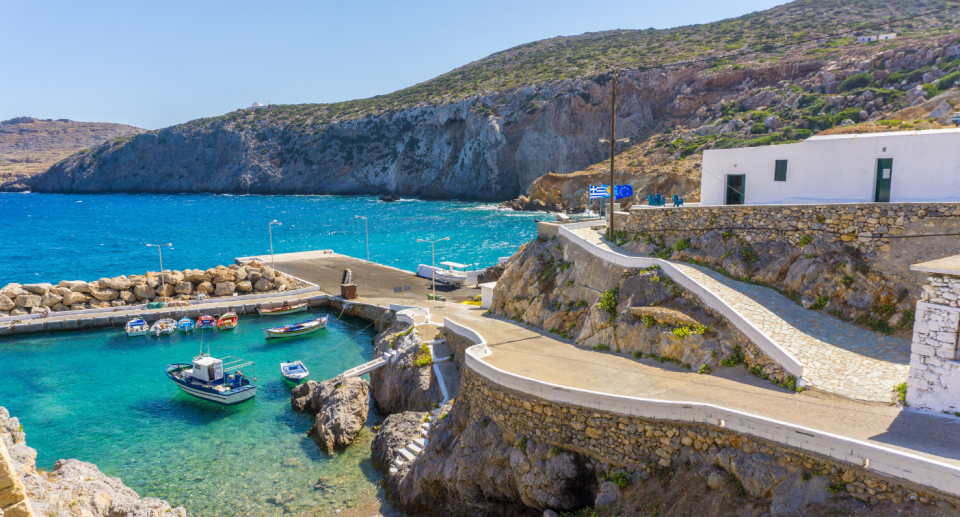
xmin=0 ymin=407 xmax=185 ymax=517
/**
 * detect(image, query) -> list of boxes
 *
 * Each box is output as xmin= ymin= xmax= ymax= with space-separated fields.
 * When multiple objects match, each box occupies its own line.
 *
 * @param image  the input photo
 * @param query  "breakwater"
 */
xmin=0 ymin=260 xmax=305 ymax=317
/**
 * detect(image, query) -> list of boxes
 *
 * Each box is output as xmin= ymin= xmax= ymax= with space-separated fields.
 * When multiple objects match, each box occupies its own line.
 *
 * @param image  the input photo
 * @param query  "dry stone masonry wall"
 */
xmin=459 ymin=367 xmax=959 ymax=511
xmin=0 ymin=259 xmax=306 ymax=317
xmin=907 ymin=273 xmax=960 ymax=413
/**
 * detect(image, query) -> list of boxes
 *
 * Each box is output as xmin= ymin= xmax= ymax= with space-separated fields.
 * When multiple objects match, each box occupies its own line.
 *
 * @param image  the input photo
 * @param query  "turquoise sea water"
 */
xmin=0 ymin=193 xmax=542 ymax=516
xmin=0 ymin=193 xmax=540 ymax=285
xmin=0 ymin=310 xmax=390 ymax=517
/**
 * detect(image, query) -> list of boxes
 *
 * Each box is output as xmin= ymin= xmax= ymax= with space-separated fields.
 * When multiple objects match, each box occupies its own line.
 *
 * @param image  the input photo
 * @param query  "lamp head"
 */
xmin=441 ymin=237 xmax=450 ymax=241
xmin=416 ymin=239 xmax=425 ymax=243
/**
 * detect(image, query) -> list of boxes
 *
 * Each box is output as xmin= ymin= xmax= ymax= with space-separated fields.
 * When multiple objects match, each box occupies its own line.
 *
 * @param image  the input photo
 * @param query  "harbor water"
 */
xmin=0 ymin=193 xmax=543 ymax=516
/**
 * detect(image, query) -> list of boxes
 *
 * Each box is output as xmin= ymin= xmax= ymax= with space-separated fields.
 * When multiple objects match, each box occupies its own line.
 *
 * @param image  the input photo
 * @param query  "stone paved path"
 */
xmin=570 ymin=227 xmax=911 ymax=402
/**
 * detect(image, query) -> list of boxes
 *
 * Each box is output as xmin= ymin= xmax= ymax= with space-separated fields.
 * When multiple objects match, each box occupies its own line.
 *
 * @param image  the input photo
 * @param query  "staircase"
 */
xmin=389 ymin=407 xmax=442 ymax=475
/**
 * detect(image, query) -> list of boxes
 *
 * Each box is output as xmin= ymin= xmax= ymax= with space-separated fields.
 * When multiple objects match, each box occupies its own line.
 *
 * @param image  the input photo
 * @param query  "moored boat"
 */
xmin=218 ymin=312 xmax=238 ymax=330
xmin=257 ymin=302 xmax=308 ymax=316
xmin=125 ymin=317 xmax=148 ymax=337
xmin=262 ymin=316 xmax=328 ymax=339
xmin=196 ymin=315 xmax=217 ymax=329
xmin=166 ymin=355 xmax=256 ymax=405
xmin=151 ymin=318 xmax=177 ymax=336
xmin=280 ymin=360 xmax=309 ymax=384
xmin=177 ymin=317 xmax=195 ymax=333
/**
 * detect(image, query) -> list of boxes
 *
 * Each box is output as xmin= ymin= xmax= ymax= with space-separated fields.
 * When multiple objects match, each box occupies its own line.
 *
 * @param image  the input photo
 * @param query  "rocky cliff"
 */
xmin=22 ymin=2 xmax=960 ymax=200
xmin=0 ymin=117 xmax=144 ymax=191
xmin=0 ymin=407 xmax=185 ymax=517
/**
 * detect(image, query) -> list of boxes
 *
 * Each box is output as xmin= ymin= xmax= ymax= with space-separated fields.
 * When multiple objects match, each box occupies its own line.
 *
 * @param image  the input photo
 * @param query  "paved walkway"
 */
xmin=570 ymin=227 xmax=911 ymax=402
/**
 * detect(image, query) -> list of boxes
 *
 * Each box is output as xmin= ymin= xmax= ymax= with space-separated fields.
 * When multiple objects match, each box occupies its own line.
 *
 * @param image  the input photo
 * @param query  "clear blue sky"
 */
xmin=3 ymin=0 xmax=789 ymax=130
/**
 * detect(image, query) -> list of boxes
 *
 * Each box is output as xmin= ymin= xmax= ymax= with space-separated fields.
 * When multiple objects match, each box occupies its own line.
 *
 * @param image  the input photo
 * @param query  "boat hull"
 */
xmin=262 ymin=318 xmax=327 ymax=339
xmin=258 ymin=304 xmax=308 ymax=316
xmin=166 ymin=365 xmax=256 ymax=405
xmin=126 ymin=329 xmax=147 ymax=337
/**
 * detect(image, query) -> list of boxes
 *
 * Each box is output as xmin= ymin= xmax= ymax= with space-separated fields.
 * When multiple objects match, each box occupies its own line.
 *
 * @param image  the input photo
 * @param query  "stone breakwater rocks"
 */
xmin=291 ymin=377 xmax=370 ymax=453
xmin=0 ymin=407 xmax=185 ymax=517
xmin=492 ymin=236 xmax=787 ymax=382
xmin=622 ymin=202 xmax=960 ymax=326
xmin=454 ymin=368 xmax=960 ymax=512
xmin=0 ymin=259 xmax=308 ymax=317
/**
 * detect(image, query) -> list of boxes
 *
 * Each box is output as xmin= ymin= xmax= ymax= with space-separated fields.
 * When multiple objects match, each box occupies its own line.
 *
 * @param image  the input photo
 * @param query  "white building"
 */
xmin=248 ymin=101 xmax=267 ymax=110
xmin=879 ymin=33 xmax=897 ymax=41
xmin=857 ymin=35 xmax=878 ymax=43
xmin=700 ymin=128 xmax=960 ymax=206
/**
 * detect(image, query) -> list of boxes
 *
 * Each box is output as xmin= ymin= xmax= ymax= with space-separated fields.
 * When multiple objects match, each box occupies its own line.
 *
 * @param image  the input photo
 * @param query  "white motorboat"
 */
xmin=151 ymin=318 xmax=177 ymax=336
xmin=125 ymin=317 xmax=148 ymax=337
xmin=280 ymin=360 xmax=309 ymax=384
xmin=166 ymin=355 xmax=256 ymax=405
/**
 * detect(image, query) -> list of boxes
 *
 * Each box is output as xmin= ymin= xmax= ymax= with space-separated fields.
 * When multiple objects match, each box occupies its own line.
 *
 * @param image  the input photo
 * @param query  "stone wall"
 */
xmin=623 ymin=202 xmax=960 ymax=298
xmin=0 ymin=259 xmax=307 ymax=317
xmin=458 ymin=367 xmax=959 ymax=509
xmin=906 ymin=273 xmax=960 ymax=413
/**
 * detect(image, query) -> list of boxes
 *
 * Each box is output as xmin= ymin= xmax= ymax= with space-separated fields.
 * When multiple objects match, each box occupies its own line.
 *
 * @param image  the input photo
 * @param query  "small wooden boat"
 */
xmin=196 ymin=315 xmax=217 ymax=329
xmin=218 ymin=312 xmax=238 ymax=330
xmin=166 ymin=355 xmax=256 ymax=405
xmin=177 ymin=317 xmax=195 ymax=333
xmin=262 ymin=316 xmax=328 ymax=339
xmin=257 ymin=302 xmax=308 ymax=316
xmin=151 ymin=318 xmax=177 ymax=336
xmin=280 ymin=360 xmax=309 ymax=384
xmin=125 ymin=317 xmax=148 ymax=337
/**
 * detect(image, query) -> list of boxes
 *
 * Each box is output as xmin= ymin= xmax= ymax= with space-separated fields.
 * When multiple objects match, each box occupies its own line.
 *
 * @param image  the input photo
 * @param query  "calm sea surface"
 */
xmin=0 ymin=193 xmax=540 ymax=285
xmin=0 ymin=193 xmax=542 ymax=516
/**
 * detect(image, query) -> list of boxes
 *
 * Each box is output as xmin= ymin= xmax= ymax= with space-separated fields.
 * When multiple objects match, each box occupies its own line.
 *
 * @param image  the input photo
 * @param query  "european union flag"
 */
xmin=613 ymin=185 xmax=633 ymax=199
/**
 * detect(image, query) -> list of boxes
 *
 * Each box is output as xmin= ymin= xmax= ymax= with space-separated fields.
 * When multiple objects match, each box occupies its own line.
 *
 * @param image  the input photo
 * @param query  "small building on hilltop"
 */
xmin=700 ymin=128 xmax=960 ymax=206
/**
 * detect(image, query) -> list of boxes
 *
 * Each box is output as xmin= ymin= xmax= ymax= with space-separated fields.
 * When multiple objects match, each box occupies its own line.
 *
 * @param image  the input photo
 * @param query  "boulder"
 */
xmin=594 ymin=481 xmax=621 ymax=507
xmin=62 ymin=291 xmax=89 ymax=305
xmin=308 ymin=377 xmax=370 ymax=453
xmin=90 ymin=288 xmax=119 ymax=301
xmin=59 ymin=280 xmax=91 ymax=292
xmin=253 ymin=278 xmax=274 ymax=291
xmin=40 ymin=293 xmax=63 ymax=307
xmin=119 ymin=290 xmax=138 ymax=303
xmin=99 ymin=276 xmax=132 ymax=290
xmin=11 ymin=307 xmax=28 ymax=316
xmin=174 ymin=281 xmax=193 ymax=295
xmin=156 ymin=284 xmax=176 ymax=298
xmin=14 ymin=295 xmax=41 ymax=308
xmin=51 ymin=303 xmax=67 ymax=312
xmin=3 ymin=282 xmax=22 ymax=291
xmin=195 ymin=281 xmax=214 ymax=295
xmin=161 ymin=270 xmax=184 ymax=285
xmin=110 ymin=300 xmax=126 ymax=307
xmin=261 ymin=267 xmax=276 ymax=280
xmin=0 ymin=310 xmax=8 ymax=317
xmin=50 ymin=286 xmax=71 ymax=296
xmin=128 ymin=274 xmax=147 ymax=285
xmin=214 ymin=282 xmax=236 ymax=296
xmin=22 ymin=283 xmax=54 ymax=295
xmin=2 ymin=285 xmax=30 ymax=297
xmin=234 ymin=267 xmax=248 ymax=282
xmin=183 ymin=269 xmax=211 ymax=283
xmin=248 ymin=271 xmax=262 ymax=284
xmin=707 ymin=471 xmax=725 ymax=489
xmin=145 ymin=276 xmax=161 ymax=288
xmin=713 ymin=448 xmax=789 ymax=498
xmin=70 ymin=304 xmax=88 ymax=311
xmin=133 ymin=284 xmax=156 ymax=300
xmin=771 ymin=473 xmax=831 ymax=516
xmin=89 ymin=300 xmax=111 ymax=309
xmin=0 ymin=294 xmax=15 ymax=311
xmin=31 ymin=306 xmax=49 ymax=314
xmin=236 ymin=280 xmax=253 ymax=292
xmin=209 ymin=266 xmax=236 ymax=283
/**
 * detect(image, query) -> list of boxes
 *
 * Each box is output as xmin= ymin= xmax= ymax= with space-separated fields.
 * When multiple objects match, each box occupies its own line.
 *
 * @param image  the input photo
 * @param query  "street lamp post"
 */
xmin=416 ymin=237 xmax=449 ymax=300
xmin=355 ymin=215 xmax=369 ymax=262
xmin=268 ymin=220 xmax=282 ymax=269
xmin=145 ymin=243 xmax=172 ymax=299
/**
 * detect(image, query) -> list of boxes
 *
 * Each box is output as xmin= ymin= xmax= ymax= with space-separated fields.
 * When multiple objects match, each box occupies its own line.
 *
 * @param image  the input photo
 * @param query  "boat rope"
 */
xmin=294 ymin=319 xmax=378 ymax=364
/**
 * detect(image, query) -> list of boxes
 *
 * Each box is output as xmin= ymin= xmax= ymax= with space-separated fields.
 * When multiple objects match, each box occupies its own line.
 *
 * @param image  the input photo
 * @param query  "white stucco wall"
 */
xmin=701 ymin=129 xmax=960 ymax=206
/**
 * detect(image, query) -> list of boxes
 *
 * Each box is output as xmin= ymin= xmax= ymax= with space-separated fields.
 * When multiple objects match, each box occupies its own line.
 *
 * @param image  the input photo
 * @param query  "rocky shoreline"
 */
xmin=0 ymin=259 xmax=307 ymax=317
xmin=0 ymin=407 xmax=185 ymax=517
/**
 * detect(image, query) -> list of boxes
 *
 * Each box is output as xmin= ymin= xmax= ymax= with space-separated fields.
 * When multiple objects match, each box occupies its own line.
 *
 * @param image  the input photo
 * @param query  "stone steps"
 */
xmin=407 ymin=443 xmax=423 ymax=454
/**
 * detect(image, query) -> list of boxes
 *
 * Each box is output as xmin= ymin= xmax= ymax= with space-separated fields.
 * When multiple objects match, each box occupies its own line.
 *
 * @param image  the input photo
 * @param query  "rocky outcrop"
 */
xmin=369 ymin=320 xmax=444 ymax=414
xmin=0 ymin=407 xmax=184 ymax=517
xmin=0 ymin=260 xmax=306 ymax=314
xmin=290 ymin=377 xmax=370 ymax=453
xmin=371 ymin=411 xmax=427 ymax=471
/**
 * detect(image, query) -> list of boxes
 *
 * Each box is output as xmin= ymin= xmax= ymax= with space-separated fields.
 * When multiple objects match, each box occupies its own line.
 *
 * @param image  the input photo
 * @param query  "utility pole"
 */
xmin=599 ymin=70 xmax=629 ymax=238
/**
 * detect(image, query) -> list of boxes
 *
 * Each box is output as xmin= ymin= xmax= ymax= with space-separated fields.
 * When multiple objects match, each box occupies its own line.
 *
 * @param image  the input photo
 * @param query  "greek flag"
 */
xmin=589 ymin=185 xmax=610 ymax=199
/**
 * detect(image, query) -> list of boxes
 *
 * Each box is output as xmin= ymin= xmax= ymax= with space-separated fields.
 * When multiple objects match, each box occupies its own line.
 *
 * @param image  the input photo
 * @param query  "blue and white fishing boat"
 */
xmin=262 ymin=316 xmax=328 ymax=339
xmin=280 ymin=360 xmax=309 ymax=384
xmin=166 ymin=355 xmax=257 ymax=405
xmin=125 ymin=317 xmax=148 ymax=337
xmin=177 ymin=317 xmax=195 ymax=333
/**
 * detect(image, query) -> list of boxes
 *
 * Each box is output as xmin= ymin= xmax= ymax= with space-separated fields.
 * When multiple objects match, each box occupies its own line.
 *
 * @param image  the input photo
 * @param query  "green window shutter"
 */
xmin=774 ymin=160 xmax=788 ymax=181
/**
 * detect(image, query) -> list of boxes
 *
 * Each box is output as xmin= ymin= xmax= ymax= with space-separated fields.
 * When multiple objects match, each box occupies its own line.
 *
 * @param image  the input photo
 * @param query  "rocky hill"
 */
xmin=21 ymin=0 xmax=960 ymax=199
xmin=0 ymin=117 xmax=144 ymax=191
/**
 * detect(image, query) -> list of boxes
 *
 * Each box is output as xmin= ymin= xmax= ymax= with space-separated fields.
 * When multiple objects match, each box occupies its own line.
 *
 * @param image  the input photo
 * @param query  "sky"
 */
xmin=3 ymin=0 xmax=791 ymax=130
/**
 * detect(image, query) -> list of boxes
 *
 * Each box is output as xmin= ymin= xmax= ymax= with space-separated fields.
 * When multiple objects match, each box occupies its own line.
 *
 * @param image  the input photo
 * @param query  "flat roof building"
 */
xmin=700 ymin=128 xmax=960 ymax=206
